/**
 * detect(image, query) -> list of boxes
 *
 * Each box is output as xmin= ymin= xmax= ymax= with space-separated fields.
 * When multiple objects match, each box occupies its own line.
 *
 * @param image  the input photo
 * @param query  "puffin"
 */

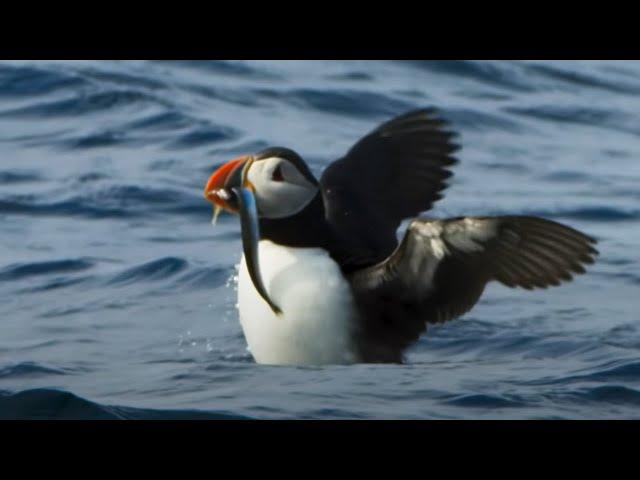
xmin=203 ymin=108 xmax=598 ymax=365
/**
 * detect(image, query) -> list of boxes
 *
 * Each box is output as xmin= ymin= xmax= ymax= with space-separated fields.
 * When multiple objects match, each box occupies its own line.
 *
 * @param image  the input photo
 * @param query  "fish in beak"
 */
xmin=204 ymin=156 xmax=282 ymax=315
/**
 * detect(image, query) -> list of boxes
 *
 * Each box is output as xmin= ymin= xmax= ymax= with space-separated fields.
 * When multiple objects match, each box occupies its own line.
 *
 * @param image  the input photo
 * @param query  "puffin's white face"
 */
xmin=203 ymin=149 xmax=319 ymax=221
xmin=246 ymin=156 xmax=318 ymax=219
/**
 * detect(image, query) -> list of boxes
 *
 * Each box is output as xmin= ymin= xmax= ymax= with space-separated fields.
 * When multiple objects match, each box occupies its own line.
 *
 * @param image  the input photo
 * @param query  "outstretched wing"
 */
xmin=320 ymin=108 xmax=459 ymax=270
xmin=348 ymin=216 xmax=598 ymax=361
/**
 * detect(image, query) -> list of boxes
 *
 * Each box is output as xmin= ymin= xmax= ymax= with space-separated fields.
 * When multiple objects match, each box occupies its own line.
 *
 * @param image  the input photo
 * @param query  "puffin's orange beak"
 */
xmin=204 ymin=156 xmax=251 ymax=212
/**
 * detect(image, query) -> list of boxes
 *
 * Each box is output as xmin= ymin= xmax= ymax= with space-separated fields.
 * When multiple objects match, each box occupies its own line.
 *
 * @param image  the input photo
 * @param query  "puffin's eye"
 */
xmin=272 ymin=164 xmax=285 ymax=182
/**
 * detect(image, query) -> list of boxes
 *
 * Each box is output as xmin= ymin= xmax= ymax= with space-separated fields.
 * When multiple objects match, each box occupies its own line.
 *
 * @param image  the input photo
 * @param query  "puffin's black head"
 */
xmin=204 ymin=146 xmax=318 ymax=219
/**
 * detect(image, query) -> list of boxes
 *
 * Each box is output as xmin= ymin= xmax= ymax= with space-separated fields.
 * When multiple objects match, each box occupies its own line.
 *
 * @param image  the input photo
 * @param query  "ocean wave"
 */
xmin=0 ymin=90 xmax=165 ymax=119
xmin=521 ymin=360 xmax=640 ymax=388
xmin=440 ymin=107 xmax=522 ymax=133
xmin=167 ymin=125 xmax=239 ymax=149
xmin=63 ymin=130 xmax=138 ymax=150
xmin=0 ymin=197 xmax=133 ymax=218
xmin=166 ymin=60 xmax=279 ymax=80
xmin=174 ymin=266 xmax=231 ymax=290
xmin=524 ymin=63 xmax=640 ymax=96
xmin=185 ymin=84 xmax=265 ymax=108
xmin=123 ymin=111 xmax=195 ymax=132
xmin=20 ymin=276 xmax=92 ymax=294
xmin=0 ymin=389 xmax=250 ymax=420
xmin=325 ymin=71 xmax=374 ymax=82
xmin=4 ymin=256 xmax=233 ymax=294
xmin=507 ymin=206 xmax=639 ymax=222
xmin=0 ymin=184 xmax=208 ymax=220
xmin=0 ymin=64 xmax=89 ymax=97
xmin=580 ymin=361 xmax=640 ymax=382
xmin=578 ymin=385 xmax=640 ymax=405
xmin=505 ymin=105 xmax=640 ymax=136
xmin=0 ymin=362 xmax=72 ymax=379
xmin=0 ymin=259 xmax=94 ymax=281
xmin=0 ymin=170 xmax=42 ymax=184
xmin=402 ymin=60 xmax=536 ymax=93
xmin=107 ymin=257 xmax=188 ymax=286
xmin=443 ymin=393 xmax=528 ymax=408
xmin=259 ymin=88 xmax=415 ymax=118
xmin=76 ymin=67 xmax=168 ymax=91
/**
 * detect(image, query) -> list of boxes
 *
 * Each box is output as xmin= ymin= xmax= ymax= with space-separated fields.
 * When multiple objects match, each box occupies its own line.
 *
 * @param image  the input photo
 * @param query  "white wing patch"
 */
xmin=407 ymin=218 xmax=496 ymax=290
xmin=351 ymin=217 xmax=500 ymax=294
xmin=410 ymin=217 xmax=497 ymax=256
xmin=441 ymin=217 xmax=497 ymax=253
xmin=411 ymin=220 xmax=447 ymax=259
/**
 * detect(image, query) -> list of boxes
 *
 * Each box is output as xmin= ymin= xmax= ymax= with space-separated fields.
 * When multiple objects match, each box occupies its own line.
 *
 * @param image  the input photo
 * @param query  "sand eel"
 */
xmin=204 ymin=108 xmax=598 ymax=365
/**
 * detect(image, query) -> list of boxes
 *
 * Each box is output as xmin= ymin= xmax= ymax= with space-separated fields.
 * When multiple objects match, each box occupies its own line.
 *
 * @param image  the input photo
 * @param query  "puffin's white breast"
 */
xmin=237 ymin=240 xmax=360 ymax=365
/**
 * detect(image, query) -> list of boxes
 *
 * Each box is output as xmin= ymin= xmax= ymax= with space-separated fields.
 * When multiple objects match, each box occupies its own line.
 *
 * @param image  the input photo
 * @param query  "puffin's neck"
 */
xmin=258 ymin=193 xmax=331 ymax=250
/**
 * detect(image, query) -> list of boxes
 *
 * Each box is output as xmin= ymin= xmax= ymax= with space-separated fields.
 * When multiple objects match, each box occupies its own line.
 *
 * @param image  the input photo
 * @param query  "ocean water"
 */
xmin=0 ymin=60 xmax=638 ymax=420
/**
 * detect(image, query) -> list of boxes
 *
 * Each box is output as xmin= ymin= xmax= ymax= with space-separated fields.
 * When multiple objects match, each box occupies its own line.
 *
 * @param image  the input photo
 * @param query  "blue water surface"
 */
xmin=0 ymin=60 xmax=639 ymax=419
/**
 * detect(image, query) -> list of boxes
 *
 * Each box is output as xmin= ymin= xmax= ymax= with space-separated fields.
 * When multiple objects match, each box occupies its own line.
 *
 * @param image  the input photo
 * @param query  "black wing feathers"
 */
xmin=488 ymin=217 xmax=597 ymax=290
xmin=348 ymin=216 xmax=598 ymax=362
xmin=316 ymin=109 xmax=598 ymax=363
xmin=320 ymin=109 xmax=459 ymax=269
xmin=330 ymin=108 xmax=459 ymax=222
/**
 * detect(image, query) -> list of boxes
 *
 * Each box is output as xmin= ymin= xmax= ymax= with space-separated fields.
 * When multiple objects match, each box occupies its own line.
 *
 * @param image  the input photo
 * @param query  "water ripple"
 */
xmin=0 ymin=259 xmax=94 ymax=281
xmin=582 ymin=361 xmax=640 ymax=382
xmin=167 ymin=125 xmax=239 ymax=149
xmin=175 ymin=266 xmax=231 ymax=290
xmin=124 ymin=111 xmax=195 ymax=132
xmin=76 ymin=67 xmax=167 ymax=90
xmin=526 ymin=63 xmax=640 ymax=96
xmin=579 ymin=385 xmax=640 ymax=405
xmin=0 ymin=362 xmax=70 ymax=379
xmin=0 ymin=90 xmax=164 ymax=119
xmin=403 ymin=60 xmax=536 ymax=93
xmin=0 ymin=389 xmax=251 ymax=419
xmin=1 ymin=184 xmax=207 ymax=220
xmin=0 ymin=170 xmax=42 ymax=184
xmin=107 ymin=257 xmax=188 ymax=285
xmin=0 ymin=65 xmax=89 ymax=97
xmin=21 ymin=276 xmax=93 ymax=294
xmin=443 ymin=393 xmax=528 ymax=408
xmin=283 ymin=88 xmax=414 ymax=118
xmin=168 ymin=60 xmax=279 ymax=80
xmin=516 ymin=206 xmax=640 ymax=222
xmin=506 ymin=105 xmax=640 ymax=136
